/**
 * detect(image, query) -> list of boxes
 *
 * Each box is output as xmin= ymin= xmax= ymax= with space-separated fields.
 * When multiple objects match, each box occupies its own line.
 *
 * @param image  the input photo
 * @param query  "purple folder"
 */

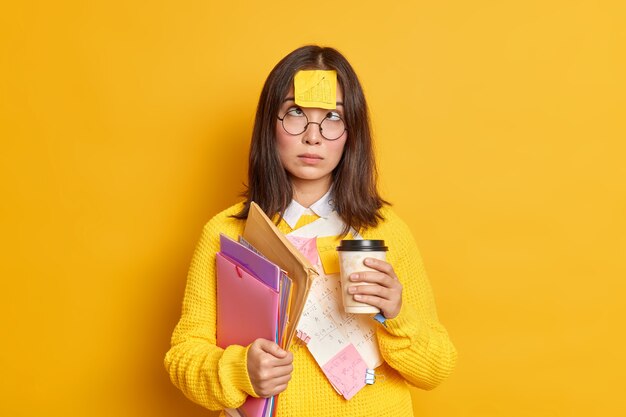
xmin=219 ymin=234 xmax=281 ymax=291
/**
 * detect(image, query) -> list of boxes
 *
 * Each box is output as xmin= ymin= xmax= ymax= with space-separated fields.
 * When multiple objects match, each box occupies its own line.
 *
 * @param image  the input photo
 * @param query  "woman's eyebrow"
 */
xmin=282 ymin=97 xmax=344 ymax=106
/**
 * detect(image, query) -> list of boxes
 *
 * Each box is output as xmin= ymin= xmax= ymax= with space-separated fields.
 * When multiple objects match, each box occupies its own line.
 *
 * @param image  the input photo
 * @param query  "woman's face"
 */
xmin=275 ymin=84 xmax=348 ymax=193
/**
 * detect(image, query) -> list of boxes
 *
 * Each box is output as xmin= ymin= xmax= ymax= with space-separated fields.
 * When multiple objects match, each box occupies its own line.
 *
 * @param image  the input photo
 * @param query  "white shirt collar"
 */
xmin=282 ymin=188 xmax=335 ymax=229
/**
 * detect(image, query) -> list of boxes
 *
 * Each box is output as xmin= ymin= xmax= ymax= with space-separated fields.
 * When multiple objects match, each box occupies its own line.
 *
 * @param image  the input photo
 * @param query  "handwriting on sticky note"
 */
xmin=286 ymin=235 xmax=318 ymax=265
xmin=322 ymin=343 xmax=367 ymax=400
xmin=294 ymin=70 xmax=337 ymax=110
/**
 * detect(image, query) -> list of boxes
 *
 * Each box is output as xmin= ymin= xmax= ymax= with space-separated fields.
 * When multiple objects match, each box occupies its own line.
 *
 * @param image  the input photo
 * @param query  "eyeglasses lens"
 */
xmin=282 ymin=113 xmax=345 ymax=140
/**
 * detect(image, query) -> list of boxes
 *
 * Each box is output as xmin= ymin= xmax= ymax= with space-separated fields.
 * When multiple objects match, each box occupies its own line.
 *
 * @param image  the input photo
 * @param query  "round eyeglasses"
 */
xmin=277 ymin=108 xmax=347 ymax=141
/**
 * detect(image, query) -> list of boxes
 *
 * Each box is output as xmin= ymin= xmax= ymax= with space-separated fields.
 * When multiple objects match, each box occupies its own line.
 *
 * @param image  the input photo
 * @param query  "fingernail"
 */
xmin=354 ymin=294 xmax=363 ymax=300
xmin=350 ymin=273 xmax=358 ymax=280
xmin=364 ymin=258 xmax=373 ymax=265
xmin=348 ymin=286 xmax=356 ymax=294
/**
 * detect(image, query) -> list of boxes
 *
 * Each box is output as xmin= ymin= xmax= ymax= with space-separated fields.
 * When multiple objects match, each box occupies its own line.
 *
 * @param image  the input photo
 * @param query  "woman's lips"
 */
xmin=298 ymin=153 xmax=323 ymax=164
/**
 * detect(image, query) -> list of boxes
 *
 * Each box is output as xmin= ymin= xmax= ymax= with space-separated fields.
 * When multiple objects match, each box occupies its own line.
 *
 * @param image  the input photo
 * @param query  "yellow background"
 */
xmin=1 ymin=1 xmax=625 ymax=416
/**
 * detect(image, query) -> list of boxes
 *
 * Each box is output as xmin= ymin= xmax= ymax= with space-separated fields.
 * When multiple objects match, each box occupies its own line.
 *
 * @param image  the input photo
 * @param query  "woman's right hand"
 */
xmin=246 ymin=338 xmax=294 ymax=398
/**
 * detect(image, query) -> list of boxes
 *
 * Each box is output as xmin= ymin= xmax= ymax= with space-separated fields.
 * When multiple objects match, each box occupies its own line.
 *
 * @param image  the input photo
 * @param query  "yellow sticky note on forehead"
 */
xmin=294 ymin=70 xmax=337 ymax=109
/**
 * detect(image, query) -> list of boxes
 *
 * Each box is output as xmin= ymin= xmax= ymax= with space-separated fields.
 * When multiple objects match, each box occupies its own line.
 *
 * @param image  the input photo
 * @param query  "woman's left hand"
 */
xmin=348 ymin=257 xmax=403 ymax=319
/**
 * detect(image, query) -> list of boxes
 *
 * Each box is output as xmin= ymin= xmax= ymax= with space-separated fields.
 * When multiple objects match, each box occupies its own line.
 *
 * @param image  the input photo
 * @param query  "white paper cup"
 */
xmin=337 ymin=240 xmax=388 ymax=314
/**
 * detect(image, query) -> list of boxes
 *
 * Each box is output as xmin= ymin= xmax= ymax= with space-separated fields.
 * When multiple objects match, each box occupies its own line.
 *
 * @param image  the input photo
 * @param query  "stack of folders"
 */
xmin=217 ymin=202 xmax=318 ymax=417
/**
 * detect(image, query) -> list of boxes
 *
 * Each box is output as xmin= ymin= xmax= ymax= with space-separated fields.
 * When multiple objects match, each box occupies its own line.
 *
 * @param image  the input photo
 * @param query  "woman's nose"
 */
xmin=303 ymin=122 xmax=323 ymax=145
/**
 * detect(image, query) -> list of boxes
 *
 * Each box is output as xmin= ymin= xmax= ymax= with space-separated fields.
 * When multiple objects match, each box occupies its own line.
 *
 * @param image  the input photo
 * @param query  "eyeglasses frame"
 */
xmin=277 ymin=109 xmax=347 ymax=141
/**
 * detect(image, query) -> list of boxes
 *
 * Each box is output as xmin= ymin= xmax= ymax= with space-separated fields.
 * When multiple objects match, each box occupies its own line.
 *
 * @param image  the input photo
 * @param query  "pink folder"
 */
xmin=216 ymin=252 xmax=279 ymax=417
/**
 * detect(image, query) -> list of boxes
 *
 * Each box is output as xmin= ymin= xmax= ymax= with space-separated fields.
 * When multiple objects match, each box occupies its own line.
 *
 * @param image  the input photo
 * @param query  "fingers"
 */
xmin=349 ymin=258 xmax=398 ymax=286
xmin=266 ymin=352 xmax=292 ymax=368
xmin=268 ymin=369 xmax=293 ymax=385
xmin=247 ymin=339 xmax=294 ymax=398
xmin=348 ymin=258 xmax=403 ymax=319
xmin=254 ymin=361 xmax=294 ymax=381
xmin=351 ymin=292 xmax=387 ymax=313
xmin=250 ymin=339 xmax=292 ymax=367
xmin=256 ymin=338 xmax=289 ymax=359
xmin=363 ymin=257 xmax=397 ymax=277
xmin=251 ymin=371 xmax=293 ymax=397
xmin=351 ymin=287 xmax=402 ymax=319
xmin=349 ymin=284 xmax=396 ymax=308
xmin=348 ymin=282 xmax=388 ymax=298
xmin=350 ymin=271 xmax=400 ymax=290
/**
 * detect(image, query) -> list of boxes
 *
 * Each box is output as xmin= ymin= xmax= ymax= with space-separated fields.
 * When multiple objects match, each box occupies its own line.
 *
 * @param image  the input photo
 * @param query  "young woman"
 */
xmin=165 ymin=45 xmax=457 ymax=417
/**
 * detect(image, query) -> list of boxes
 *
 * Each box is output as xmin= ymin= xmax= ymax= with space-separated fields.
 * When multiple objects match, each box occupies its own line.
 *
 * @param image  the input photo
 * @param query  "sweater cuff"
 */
xmin=220 ymin=344 xmax=259 ymax=399
xmin=380 ymin=304 xmax=420 ymax=337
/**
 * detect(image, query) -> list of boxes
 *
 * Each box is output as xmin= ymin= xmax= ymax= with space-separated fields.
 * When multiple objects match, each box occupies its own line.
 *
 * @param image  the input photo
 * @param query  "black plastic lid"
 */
xmin=336 ymin=239 xmax=388 ymax=252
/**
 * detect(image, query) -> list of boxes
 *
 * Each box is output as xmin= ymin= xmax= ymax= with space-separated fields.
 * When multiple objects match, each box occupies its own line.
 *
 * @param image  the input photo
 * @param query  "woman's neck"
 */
xmin=291 ymin=176 xmax=332 ymax=208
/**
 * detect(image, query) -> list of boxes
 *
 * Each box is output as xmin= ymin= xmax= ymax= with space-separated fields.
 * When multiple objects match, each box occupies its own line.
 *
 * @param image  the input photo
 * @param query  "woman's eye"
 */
xmin=326 ymin=111 xmax=342 ymax=121
xmin=286 ymin=107 xmax=305 ymax=117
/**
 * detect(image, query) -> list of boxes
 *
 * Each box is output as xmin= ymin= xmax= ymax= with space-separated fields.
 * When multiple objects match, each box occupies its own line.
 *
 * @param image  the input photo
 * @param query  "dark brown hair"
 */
xmin=234 ymin=45 xmax=388 ymax=234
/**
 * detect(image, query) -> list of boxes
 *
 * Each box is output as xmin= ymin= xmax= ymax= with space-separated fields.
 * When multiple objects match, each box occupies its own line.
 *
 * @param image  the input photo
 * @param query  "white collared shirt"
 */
xmin=282 ymin=188 xmax=335 ymax=229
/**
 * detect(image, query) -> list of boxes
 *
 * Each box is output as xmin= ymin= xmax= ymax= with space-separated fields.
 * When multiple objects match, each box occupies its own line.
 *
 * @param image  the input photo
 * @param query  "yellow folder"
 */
xmin=243 ymin=202 xmax=318 ymax=349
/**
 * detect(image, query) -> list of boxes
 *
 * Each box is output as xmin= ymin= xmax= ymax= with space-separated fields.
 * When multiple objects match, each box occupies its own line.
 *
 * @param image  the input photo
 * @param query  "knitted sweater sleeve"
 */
xmin=372 ymin=211 xmax=457 ymax=390
xmin=164 ymin=210 xmax=257 ymax=410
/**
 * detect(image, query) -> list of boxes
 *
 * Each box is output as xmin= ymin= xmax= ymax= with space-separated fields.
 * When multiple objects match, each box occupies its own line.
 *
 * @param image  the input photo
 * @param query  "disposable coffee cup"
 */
xmin=337 ymin=239 xmax=388 ymax=314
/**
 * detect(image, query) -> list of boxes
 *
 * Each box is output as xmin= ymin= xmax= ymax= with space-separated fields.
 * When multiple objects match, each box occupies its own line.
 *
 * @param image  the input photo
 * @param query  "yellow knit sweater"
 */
xmin=164 ymin=202 xmax=457 ymax=417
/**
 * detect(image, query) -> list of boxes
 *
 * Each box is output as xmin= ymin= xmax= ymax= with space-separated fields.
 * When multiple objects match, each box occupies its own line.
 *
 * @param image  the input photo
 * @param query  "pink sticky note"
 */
xmin=321 ymin=343 xmax=367 ymax=400
xmin=286 ymin=235 xmax=319 ymax=265
xmin=296 ymin=330 xmax=311 ymax=344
